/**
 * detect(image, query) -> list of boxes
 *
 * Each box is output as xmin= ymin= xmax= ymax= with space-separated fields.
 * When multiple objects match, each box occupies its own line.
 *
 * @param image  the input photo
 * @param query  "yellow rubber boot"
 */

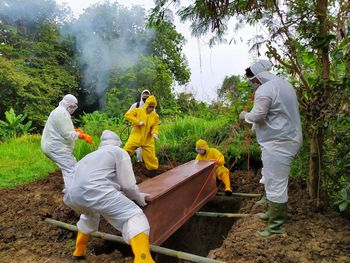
xmin=73 ymin=231 xmax=90 ymax=258
xmin=130 ymin=232 xmax=155 ymax=263
xmin=221 ymin=172 xmax=232 ymax=196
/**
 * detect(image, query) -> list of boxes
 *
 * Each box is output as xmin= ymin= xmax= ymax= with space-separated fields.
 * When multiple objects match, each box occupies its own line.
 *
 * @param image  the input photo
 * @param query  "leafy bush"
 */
xmin=0 ymin=108 xmax=33 ymax=139
xmin=323 ymin=113 xmax=350 ymax=211
xmin=79 ymin=111 xmax=125 ymax=136
xmin=73 ymin=138 xmax=99 ymax=161
xmin=157 ymin=116 xmax=208 ymax=163
xmin=156 ymin=115 xmax=261 ymax=168
xmin=333 ymin=188 xmax=350 ymax=212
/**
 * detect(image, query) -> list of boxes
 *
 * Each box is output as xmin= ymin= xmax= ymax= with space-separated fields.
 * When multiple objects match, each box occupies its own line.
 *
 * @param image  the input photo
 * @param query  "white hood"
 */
xmin=99 ymin=130 xmax=122 ymax=147
xmin=250 ymin=60 xmax=273 ymax=76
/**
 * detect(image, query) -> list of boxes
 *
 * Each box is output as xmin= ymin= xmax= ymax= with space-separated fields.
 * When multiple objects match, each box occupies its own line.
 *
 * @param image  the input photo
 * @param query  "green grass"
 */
xmin=0 ymin=133 xmax=102 ymax=189
xmin=0 ymin=134 xmax=57 ymax=189
xmin=0 ymin=115 xmax=262 ymax=189
xmin=156 ymin=116 xmax=261 ymax=166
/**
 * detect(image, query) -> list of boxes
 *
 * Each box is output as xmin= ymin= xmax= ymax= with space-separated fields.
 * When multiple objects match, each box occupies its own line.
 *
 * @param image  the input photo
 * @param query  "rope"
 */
xmin=167 ymin=93 xmax=256 ymax=231
xmin=160 ymin=147 xmax=175 ymax=169
xmin=141 ymin=93 xmax=256 ymax=235
xmin=120 ymin=124 xmax=130 ymax=141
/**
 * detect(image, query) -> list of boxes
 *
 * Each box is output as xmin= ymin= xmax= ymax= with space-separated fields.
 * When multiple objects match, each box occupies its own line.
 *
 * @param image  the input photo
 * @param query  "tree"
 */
xmin=0 ymin=21 xmax=79 ymax=128
xmin=151 ymin=0 xmax=350 ymax=200
xmin=148 ymin=20 xmax=190 ymax=85
xmin=0 ymin=0 xmax=72 ymax=39
xmin=217 ymin=75 xmax=241 ymax=105
xmin=67 ymin=2 xmax=190 ymax=112
xmin=105 ymin=56 xmax=174 ymax=117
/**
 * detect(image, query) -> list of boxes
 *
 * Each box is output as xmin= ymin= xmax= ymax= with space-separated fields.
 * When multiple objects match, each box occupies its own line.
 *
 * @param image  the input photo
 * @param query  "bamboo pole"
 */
xmin=231 ymin=192 xmax=262 ymax=197
xmin=45 ymin=218 xmax=226 ymax=263
xmin=195 ymin=212 xmax=249 ymax=218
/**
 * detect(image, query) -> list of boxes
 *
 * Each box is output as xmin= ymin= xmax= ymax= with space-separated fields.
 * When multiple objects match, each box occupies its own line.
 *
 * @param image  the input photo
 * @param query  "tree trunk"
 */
xmin=307 ymin=128 xmax=324 ymax=199
xmin=308 ymin=0 xmax=329 ymax=201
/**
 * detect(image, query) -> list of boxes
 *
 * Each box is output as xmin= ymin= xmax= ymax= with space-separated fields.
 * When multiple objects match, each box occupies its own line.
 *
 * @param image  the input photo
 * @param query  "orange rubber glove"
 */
xmin=75 ymin=128 xmax=84 ymax=134
xmin=79 ymin=133 xmax=93 ymax=144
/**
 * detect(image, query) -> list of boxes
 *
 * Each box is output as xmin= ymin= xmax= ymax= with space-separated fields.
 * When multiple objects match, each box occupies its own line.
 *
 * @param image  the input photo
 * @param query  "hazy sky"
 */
xmin=57 ymin=0 xmax=264 ymax=102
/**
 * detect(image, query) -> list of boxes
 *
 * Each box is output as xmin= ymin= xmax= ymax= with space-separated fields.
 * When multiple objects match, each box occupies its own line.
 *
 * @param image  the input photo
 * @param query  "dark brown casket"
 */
xmin=138 ymin=160 xmax=217 ymax=245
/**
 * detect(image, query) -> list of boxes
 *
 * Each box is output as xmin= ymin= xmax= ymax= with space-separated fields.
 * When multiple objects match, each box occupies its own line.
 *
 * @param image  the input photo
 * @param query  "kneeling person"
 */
xmin=195 ymin=139 xmax=232 ymax=196
xmin=64 ymin=130 xmax=154 ymax=263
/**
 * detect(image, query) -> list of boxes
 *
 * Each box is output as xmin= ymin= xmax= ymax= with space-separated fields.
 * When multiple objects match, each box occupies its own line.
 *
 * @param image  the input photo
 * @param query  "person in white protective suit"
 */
xmin=41 ymin=94 xmax=92 ymax=188
xmin=128 ymin=89 xmax=151 ymax=163
xmin=239 ymin=60 xmax=302 ymax=238
xmin=63 ymin=130 xmax=155 ymax=263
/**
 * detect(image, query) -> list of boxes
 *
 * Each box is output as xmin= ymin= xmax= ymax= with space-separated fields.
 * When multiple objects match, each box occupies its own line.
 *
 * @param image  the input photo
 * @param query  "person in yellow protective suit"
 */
xmin=124 ymin=95 xmax=159 ymax=176
xmin=195 ymin=139 xmax=232 ymax=196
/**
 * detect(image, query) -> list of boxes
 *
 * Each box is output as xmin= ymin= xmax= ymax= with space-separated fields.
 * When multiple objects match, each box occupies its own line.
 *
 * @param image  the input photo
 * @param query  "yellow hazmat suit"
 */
xmin=195 ymin=139 xmax=232 ymax=195
xmin=124 ymin=95 xmax=159 ymax=171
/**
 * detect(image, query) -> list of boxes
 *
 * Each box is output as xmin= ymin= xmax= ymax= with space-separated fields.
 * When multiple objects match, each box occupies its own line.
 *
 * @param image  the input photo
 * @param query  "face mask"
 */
xmin=248 ymin=75 xmax=261 ymax=89
xmin=195 ymin=148 xmax=205 ymax=155
xmin=67 ymin=104 xmax=78 ymax=114
xmin=249 ymin=80 xmax=260 ymax=89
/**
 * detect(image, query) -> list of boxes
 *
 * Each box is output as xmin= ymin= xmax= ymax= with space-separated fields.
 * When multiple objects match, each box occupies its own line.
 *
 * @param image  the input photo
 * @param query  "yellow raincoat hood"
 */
xmin=145 ymin=95 xmax=157 ymax=108
xmin=196 ymin=139 xmax=209 ymax=151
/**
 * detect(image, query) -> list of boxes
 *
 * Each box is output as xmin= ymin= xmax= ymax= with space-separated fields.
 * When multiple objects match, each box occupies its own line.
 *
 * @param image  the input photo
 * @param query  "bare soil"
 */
xmin=0 ymin=163 xmax=350 ymax=263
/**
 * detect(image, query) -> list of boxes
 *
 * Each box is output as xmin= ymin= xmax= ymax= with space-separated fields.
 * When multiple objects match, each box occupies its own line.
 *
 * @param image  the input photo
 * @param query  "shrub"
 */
xmin=0 ymin=108 xmax=33 ymax=139
xmin=79 ymin=111 xmax=125 ymax=136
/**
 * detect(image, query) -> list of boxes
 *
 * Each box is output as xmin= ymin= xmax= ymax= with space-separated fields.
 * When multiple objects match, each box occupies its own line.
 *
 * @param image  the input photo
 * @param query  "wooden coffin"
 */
xmin=138 ymin=160 xmax=217 ymax=245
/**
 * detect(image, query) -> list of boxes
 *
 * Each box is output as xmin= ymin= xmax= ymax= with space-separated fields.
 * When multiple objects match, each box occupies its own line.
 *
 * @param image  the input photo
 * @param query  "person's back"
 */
xmin=72 ymin=145 xmax=129 ymax=194
xmin=63 ymin=130 xmax=154 ymax=262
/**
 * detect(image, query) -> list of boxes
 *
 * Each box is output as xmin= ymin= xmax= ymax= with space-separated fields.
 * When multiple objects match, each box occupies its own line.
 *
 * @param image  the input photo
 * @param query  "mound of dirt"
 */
xmin=209 ymin=170 xmax=350 ymax=263
xmin=0 ymin=164 xmax=350 ymax=263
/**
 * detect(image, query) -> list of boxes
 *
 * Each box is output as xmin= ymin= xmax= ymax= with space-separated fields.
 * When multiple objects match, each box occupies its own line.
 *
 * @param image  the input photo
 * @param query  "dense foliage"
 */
xmin=0 ymin=0 xmax=191 ymax=127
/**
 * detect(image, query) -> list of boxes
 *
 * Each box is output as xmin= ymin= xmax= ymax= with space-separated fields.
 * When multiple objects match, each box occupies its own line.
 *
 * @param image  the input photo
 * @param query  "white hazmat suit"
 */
xmin=242 ymin=65 xmax=302 ymax=203
xmin=63 ymin=130 xmax=150 ymax=243
xmin=129 ymin=89 xmax=151 ymax=111
xmin=41 ymin=94 xmax=80 ymax=187
xmin=241 ymin=60 xmax=302 ymax=237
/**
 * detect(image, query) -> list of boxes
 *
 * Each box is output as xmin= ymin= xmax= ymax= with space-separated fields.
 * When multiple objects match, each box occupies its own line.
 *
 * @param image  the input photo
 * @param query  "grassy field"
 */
xmin=0 ymin=116 xmax=262 ymax=189
xmin=0 ymin=134 xmax=57 ymax=188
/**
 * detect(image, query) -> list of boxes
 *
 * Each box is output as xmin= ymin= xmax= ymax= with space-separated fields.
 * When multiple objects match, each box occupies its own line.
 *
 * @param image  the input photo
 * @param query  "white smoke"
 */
xmin=0 ymin=0 xmax=155 ymax=107
xmin=63 ymin=2 xmax=154 ymax=106
xmin=0 ymin=0 xmax=64 ymax=23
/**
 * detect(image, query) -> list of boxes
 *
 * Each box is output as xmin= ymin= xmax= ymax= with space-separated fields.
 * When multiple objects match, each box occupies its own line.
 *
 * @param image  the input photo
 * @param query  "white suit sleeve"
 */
xmin=245 ymin=96 xmax=272 ymax=124
xmin=56 ymin=111 xmax=79 ymax=141
xmin=128 ymin=103 xmax=137 ymax=111
xmin=116 ymin=153 xmax=147 ymax=206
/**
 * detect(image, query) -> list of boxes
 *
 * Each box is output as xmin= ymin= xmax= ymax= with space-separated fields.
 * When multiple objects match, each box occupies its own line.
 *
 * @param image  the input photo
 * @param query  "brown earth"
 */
xmin=0 ymin=163 xmax=350 ymax=263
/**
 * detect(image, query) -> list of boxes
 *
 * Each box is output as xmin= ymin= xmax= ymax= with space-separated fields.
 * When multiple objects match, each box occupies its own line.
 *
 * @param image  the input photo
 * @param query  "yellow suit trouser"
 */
xmin=124 ymin=141 xmax=158 ymax=170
